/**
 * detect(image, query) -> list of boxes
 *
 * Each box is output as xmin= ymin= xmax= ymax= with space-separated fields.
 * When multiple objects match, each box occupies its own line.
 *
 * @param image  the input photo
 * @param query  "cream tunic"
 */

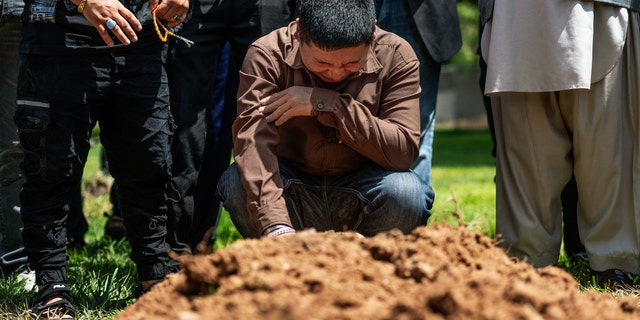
xmin=482 ymin=0 xmax=628 ymax=95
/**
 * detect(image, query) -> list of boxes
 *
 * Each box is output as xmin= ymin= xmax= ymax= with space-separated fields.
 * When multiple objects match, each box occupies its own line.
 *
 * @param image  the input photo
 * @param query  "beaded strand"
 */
xmin=152 ymin=7 xmax=194 ymax=47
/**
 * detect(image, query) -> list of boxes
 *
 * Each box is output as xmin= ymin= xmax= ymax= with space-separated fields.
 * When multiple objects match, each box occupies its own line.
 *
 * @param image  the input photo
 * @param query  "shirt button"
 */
xmin=317 ymin=103 xmax=324 ymax=109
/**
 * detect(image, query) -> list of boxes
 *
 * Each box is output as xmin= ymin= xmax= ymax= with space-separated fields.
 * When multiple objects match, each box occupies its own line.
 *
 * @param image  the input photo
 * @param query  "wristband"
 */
xmin=263 ymin=224 xmax=287 ymax=236
xmin=77 ymin=0 xmax=87 ymax=13
xmin=262 ymin=224 xmax=289 ymax=236
xmin=268 ymin=227 xmax=296 ymax=237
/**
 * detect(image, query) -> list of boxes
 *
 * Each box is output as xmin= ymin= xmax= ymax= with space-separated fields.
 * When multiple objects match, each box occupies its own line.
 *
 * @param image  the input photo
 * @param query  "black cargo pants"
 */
xmin=15 ymin=43 xmax=180 ymax=285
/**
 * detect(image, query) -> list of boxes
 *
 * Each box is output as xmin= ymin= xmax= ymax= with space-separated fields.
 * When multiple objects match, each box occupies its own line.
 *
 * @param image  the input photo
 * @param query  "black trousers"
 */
xmin=16 ymin=44 xmax=179 ymax=285
xmin=0 ymin=19 xmax=87 ymax=276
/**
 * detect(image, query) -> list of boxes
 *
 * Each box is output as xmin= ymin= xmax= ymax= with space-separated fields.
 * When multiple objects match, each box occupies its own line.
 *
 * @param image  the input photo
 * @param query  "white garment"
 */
xmin=485 ymin=1 xmax=640 ymax=271
xmin=482 ymin=0 xmax=628 ymax=95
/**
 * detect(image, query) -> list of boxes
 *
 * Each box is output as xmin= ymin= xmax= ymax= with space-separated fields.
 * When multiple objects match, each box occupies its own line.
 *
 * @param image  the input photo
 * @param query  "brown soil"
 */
xmin=116 ymin=223 xmax=640 ymax=320
xmin=82 ymin=172 xmax=112 ymax=199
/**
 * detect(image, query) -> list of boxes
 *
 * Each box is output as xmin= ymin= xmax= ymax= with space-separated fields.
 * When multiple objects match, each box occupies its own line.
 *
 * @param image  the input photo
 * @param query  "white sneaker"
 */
xmin=17 ymin=269 xmax=36 ymax=291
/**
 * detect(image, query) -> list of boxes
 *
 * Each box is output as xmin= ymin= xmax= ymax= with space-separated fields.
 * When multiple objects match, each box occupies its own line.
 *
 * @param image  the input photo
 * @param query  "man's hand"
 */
xmin=152 ymin=0 xmax=189 ymax=28
xmin=259 ymin=86 xmax=315 ymax=126
xmin=76 ymin=0 xmax=189 ymax=47
xmin=76 ymin=0 xmax=142 ymax=47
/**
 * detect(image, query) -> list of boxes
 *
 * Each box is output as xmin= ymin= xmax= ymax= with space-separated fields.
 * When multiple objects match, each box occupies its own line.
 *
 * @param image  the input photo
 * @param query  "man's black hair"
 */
xmin=296 ymin=0 xmax=376 ymax=51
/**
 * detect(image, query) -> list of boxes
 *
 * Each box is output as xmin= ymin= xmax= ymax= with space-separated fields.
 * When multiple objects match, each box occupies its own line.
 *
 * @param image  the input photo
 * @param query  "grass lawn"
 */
xmin=429 ymin=129 xmax=496 ymax=238
xmin=0 ymin=128 xmax=636 ymax=319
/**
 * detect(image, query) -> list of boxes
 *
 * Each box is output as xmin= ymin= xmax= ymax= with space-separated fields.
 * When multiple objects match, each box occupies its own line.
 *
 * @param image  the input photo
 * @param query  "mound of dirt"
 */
xmin=116 ymin=223 xmax=640 ymax=320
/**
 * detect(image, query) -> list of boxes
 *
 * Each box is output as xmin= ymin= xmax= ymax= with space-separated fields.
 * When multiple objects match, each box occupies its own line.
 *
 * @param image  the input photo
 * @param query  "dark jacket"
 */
xmin=406 ymin=0 xmax=461 ymax=63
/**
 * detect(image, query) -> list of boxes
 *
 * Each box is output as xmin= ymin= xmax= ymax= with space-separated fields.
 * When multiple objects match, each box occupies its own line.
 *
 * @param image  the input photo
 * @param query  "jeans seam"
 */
xmin=321 ymin=176 xmax=331 ymax=228
xmin=352 ymin=211 xmax=364 ymax=232
xmin=283 ymin=179 xmax=304 ymax=229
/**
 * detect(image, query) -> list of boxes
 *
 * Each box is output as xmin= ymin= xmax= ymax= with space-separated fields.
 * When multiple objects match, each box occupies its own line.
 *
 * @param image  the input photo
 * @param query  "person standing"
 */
xmin=476 ymin=6 xmax=585 ymax=260
xmin=480 ymin=0 xmax=640 ymax=289
xmin=16 ymin=0 xmax=187 ymax=317
xmin=217 ymin=0 xmax=434 ymax=238
xmin=0 ymin=0 xmax=28 ymax=276
xmin=166 ymin=0 xmax=295 ymax=253
xmin=374 ymin=0 xmax=461 ymax=185
xmin=1 ymin=0 xmax=89 ymax=278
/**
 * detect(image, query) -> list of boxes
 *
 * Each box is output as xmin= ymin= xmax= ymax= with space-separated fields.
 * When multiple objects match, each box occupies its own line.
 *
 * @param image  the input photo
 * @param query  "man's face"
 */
xmin=298 ymin=40 xmax=369 ymax=83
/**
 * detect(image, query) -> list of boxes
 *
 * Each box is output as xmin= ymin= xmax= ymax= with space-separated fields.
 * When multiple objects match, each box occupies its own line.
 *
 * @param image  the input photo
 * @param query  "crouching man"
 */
xmin=218 ymin=0 xmax=434 ymax=238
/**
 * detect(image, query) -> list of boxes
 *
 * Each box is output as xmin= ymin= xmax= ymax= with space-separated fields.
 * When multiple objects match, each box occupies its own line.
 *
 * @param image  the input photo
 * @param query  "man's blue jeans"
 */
xmin=217 ymin=162 xmax=434 ymax=238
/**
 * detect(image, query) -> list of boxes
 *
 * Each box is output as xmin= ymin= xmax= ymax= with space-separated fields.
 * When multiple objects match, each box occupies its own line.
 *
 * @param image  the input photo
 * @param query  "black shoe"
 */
xmin=592 ymin=269 xmax=636 ymax=290
xmin=104 ymin=212 xmax=126 ymax=240
xmin=133 ymin=279 xmax=163 ymax=299
xmin=31 ymin=283 xmax=76 ymax=319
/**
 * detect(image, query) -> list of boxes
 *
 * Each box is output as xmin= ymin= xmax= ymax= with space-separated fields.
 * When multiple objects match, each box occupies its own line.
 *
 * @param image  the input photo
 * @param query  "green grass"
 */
xmin=0 ymin=128 xmax=637 ymax=319
xmin=429 ymin=129 xmax=497 ymax=238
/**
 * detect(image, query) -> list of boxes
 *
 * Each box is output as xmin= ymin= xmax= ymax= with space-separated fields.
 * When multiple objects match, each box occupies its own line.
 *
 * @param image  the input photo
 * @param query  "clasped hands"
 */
xmin=259 ymin=86 xmax=315 ymax=126
xmin=75 ymin=0 xmax=189 ymax=47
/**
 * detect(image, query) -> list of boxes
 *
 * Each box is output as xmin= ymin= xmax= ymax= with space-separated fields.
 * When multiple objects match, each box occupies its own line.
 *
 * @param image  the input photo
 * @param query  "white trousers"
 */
xmin=492 ymin=12 xmax=640 ymax=273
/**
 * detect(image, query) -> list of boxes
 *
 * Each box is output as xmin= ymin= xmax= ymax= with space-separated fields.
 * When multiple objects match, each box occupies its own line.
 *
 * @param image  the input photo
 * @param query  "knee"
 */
xmin=359 ymin=171 xmax=433 ymax=235
xmin=216 ymin=163 xmax=243 ymax=203
xmin=217 ymin=164 xmax=261 ymax=238
xmin=378 ymin=171 xmax=434 ymax=212
xmin=217 ymin=163 xmax=249 ymax=219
